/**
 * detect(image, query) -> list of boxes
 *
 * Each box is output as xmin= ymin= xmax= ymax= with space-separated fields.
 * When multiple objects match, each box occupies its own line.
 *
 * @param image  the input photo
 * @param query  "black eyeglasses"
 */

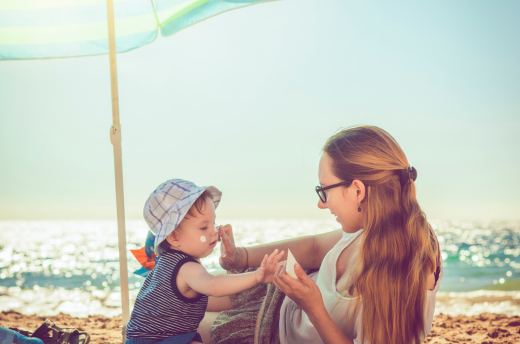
xmin=315 ymin=181 xmax=352 ymax=203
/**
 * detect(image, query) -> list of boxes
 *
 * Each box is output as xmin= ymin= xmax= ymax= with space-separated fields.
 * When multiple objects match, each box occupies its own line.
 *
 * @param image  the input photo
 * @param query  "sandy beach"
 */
xmin=1 ymin=311 xmax=519 ymax=344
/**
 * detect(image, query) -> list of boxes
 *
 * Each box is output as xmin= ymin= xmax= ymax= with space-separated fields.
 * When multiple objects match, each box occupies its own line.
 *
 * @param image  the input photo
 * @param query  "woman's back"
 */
xmin=279 ymin=229 xmax=443 ymax=344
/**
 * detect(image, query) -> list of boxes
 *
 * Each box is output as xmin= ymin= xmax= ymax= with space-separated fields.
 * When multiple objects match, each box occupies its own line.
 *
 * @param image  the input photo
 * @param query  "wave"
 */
xmin=2 ymin=286 xmax=519 ymax=318
xmin=435 ymin=290 xmax=520 ymax=316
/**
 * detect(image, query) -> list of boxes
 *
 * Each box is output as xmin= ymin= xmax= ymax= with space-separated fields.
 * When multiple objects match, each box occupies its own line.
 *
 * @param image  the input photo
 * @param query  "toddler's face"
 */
xmin=173 ymin=197 xmax=219 ymax=259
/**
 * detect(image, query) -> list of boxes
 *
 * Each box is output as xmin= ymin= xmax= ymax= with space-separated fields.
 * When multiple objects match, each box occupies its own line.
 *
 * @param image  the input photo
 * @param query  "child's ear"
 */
xmin=166 ymin=231 xmax=181 ymax=247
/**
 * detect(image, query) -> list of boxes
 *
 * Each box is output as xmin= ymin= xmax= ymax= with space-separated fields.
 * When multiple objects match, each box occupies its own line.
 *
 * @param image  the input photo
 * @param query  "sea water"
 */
xmin=0 ymin=219 xmax=519 ymax=317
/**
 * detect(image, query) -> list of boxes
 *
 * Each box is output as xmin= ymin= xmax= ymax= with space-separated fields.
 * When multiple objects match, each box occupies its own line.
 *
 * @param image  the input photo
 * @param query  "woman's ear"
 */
xmin=352 ymin=179 xmax=366 ymax=203
xmin=166 ymin=231 xmax=181 ymax=247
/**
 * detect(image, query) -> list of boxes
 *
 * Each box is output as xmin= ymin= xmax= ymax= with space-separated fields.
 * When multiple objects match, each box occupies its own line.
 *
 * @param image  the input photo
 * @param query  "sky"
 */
xmin=0 ymin=0 xmax=519 ymax=221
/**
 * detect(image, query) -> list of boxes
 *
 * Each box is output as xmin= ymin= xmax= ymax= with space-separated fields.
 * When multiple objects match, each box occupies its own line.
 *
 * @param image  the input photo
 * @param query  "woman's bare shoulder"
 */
xmin=312 ymin=229 xmax=344 ymax=269
xmin=314 ymin=229 xmax=343 ymax=252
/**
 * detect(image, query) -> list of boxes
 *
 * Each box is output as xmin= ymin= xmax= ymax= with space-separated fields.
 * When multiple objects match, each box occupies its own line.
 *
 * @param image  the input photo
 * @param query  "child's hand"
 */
xmin=255 ymin=249 xmax=285 ymax=284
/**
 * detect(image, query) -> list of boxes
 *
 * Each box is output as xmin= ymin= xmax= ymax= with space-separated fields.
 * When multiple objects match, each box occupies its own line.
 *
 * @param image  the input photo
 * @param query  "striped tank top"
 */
xmin=126 ymin=249 xmax=208 ymax=340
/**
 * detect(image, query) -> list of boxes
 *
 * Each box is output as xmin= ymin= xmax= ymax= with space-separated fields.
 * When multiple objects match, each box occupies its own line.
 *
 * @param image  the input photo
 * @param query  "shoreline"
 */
xmin=1 ymin=311 xmax=519 ymax=344
xmin=3 ymin=286 xmax=520 ymax=319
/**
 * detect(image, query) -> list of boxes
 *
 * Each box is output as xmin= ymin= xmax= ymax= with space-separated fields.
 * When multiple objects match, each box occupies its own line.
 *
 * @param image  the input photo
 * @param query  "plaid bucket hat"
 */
xmin=143 ymin=179 xmax=222 ymax=255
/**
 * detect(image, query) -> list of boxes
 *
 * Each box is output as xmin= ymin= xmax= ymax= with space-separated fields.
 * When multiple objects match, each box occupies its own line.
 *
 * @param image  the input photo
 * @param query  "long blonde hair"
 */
xmin=323 ymin=126 xmax=438 ymax=344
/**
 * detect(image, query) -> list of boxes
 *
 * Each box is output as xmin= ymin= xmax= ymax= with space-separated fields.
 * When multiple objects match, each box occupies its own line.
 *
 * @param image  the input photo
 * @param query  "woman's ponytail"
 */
xmin=324 ymin=126 xmax=437 ymax=344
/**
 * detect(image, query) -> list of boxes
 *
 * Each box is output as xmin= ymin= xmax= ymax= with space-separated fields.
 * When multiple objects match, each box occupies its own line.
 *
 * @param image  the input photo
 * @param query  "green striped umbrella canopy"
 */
xmin=0 ymin=0 xmax=272 ymax=339
xmin=0 ymin=0 xmax=269 ymax=59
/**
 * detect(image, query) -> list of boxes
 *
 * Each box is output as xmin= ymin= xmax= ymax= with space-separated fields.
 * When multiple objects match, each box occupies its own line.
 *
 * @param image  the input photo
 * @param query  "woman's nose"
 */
xmin=318 ymin=200 xmax=327 ymax=209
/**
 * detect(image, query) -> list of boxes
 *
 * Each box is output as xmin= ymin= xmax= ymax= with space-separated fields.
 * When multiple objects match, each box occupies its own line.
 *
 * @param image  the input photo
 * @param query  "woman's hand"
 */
xmin=254 ymin=249 xmax=285 ymax=283
xmin=218 ymin=224 xmax=243 ymax=270
xmin=273 ymin=261 xmax=325 ymax=315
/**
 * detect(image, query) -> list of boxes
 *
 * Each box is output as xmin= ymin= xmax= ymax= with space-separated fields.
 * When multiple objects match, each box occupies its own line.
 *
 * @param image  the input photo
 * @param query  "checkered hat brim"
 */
xmin=143 ymin=179 xmax=221 ymax=254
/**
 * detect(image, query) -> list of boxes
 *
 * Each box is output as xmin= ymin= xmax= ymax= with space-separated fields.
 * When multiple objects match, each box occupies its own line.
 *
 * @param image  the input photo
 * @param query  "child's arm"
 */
xmin=179 ymin=249 xmax=284 ymax=297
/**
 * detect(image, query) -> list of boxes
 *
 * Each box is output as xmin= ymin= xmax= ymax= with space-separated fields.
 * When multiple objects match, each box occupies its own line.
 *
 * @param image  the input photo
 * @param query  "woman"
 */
xmin=198 ymin=125 xmax=442 ymax=344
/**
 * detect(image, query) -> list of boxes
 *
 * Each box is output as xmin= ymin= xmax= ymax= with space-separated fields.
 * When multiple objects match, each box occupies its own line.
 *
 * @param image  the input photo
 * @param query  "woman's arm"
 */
xmin=219 ymin=225 xmax=342 ymax=270
xmin=273 ymin=263 xmax=354 ymax=344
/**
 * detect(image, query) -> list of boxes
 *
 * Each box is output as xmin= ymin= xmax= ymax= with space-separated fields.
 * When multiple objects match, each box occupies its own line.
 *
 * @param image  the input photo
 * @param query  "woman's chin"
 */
xmin=335 ymin=217 xmax=348 ymax=231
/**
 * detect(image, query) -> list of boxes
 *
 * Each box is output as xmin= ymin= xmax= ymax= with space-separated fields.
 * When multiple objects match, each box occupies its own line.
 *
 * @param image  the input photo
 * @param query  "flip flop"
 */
xmin=32 ymin=320 xmax=90 ymax=344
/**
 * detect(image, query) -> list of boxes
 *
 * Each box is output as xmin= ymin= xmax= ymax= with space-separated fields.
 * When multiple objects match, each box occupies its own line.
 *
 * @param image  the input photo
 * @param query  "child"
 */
xmin=126 ymin=179 xmax=284 ymax=344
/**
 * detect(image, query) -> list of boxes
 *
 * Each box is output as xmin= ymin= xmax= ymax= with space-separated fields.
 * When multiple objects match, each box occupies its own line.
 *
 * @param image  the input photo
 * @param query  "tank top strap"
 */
xmin=428 ymin=224 xmax=442 ymax=288
xmin=428 ymin=224 xmax=441 ymax=267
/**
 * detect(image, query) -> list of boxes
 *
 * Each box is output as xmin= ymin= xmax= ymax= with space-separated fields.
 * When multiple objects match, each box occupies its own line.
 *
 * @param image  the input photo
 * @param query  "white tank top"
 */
xmin=279 ymin=229 xmax=443 ymax=344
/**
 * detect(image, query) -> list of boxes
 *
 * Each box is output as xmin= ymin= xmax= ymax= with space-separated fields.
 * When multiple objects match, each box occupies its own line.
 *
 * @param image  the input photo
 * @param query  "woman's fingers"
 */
xmin=219 ymin=227 xmax=233 ymax=251
xmin=278 ymin=270 xmax=303 ymax=287
xmin=273 ymin=264 xmax=286 ymax=291
xmin=274 ymin=261 xmax=312 ymax=297
xmin=219 ymin=227 xmax=236 ymax=261
xmin=273 ymin=262 xmax=323 ymax=314
xmin=273 ymin=262 xmax=283 ymax=279
xmin=273 ymin=262 xmax=292 ymax=291
xmin=219 ymin=226 xmax=239 ymax=270
xmin=221 ymin=224 xmax=234 ymax=245
xmin=293 ymin=263 xmax=309 ymax=281
xmin=219 ymin=225 xmax=234 ymax=252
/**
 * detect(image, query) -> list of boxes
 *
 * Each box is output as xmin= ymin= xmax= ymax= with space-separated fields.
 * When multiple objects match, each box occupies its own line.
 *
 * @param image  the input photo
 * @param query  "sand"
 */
xmin=427 ymin=313 xmax=520 ymax=344
xmin=1 ymin=311 xmax=520 ymax=344
xmin=0 ymin=310 xmax=123 ymax=343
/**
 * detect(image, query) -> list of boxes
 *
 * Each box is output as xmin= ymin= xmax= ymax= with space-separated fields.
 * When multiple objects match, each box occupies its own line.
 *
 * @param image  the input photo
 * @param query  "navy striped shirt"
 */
xmin=126 ymin=249 xmax=208 ymax=339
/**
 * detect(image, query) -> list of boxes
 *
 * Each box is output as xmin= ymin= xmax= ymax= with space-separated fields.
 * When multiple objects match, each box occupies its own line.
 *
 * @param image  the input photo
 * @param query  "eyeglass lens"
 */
xmin=319 ymin=190 xmax=326 ymax=203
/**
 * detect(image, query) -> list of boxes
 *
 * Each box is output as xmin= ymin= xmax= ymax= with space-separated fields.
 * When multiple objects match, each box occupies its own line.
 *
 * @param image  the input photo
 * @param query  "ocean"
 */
xmin=0 ymin=219 xmax=519 ymax=318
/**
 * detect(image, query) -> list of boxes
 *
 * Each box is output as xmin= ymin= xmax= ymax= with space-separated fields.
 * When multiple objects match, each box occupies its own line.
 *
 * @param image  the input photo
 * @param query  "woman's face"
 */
xmin=318 ymin=153 xmax=363 ymax=233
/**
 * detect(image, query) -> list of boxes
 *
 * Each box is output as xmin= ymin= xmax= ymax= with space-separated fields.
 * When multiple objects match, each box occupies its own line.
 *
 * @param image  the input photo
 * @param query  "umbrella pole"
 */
xmin=106 ymin=0 xmax=130 ymax=341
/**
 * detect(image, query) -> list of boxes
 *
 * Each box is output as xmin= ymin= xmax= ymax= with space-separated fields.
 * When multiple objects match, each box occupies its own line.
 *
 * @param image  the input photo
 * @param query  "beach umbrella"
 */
xmin=0 ymin=0 xmax=272 ymax=339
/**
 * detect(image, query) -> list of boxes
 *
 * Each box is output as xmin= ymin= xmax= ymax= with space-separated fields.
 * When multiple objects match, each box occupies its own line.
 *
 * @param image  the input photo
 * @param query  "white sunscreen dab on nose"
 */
xmin=200 ymin=236 xmax=207 ymax=243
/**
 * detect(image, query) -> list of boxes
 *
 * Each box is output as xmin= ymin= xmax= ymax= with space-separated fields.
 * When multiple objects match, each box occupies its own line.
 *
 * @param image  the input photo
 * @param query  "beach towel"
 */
xmin=210 ymin=267 xmax=316 ymax=344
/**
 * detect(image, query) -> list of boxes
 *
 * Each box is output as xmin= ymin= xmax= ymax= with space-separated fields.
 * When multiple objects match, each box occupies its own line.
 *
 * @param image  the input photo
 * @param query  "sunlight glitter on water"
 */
xmin=1 ymin=219 xmax=519 ymax=317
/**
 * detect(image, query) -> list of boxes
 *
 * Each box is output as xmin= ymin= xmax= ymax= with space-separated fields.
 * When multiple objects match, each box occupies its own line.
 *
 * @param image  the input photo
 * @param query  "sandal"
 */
xmin=32 ymin=320 xmax=90 ymax=344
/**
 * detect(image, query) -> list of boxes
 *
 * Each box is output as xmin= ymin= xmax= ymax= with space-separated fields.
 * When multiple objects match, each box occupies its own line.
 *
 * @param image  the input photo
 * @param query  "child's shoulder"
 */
xmin=177 ymin=260 xmax=205 ymax=276
xmin=155 ymin=250 xmax=199 ymax=274
xmin=176 ymin=259 xmax=209 ymax=285
xmin=162 ymin=250 xmax=205 ymax=275
xmin=175 ymin=260 xmax=208 ymax=296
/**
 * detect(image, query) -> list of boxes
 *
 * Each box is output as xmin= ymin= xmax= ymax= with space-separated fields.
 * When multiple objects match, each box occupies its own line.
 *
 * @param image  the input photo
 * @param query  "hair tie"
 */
xmin=399 ymin=166 xmax=417 ymax=187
